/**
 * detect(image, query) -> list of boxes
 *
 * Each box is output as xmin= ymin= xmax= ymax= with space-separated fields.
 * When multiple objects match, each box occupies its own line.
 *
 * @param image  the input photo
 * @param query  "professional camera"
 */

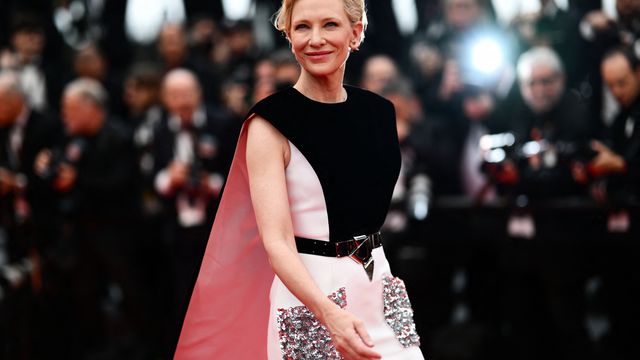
xmin=183 ymin=133 xmax=219 ymax=198
xmin=38 ymin=137 xmax=87 ymax=182
xmin=479 ymin=132 xmax=597 ymax=179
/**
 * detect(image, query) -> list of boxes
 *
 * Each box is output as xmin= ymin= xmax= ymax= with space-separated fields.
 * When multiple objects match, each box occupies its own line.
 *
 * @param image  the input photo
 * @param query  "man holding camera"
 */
xmin=0 ymin=70 xmax=62 ymax=358
xmin=0 ymin=71 xmax=62 ymax=241
xmin=34 ymin=77 xmax=146 ymax=357
xmin=590 ymin=47 xmax=640 ymax=359
xmin=152 ymin=68 xmax=233 ymax=339
xmin=493 ymin=46 xmax=595 ymax=360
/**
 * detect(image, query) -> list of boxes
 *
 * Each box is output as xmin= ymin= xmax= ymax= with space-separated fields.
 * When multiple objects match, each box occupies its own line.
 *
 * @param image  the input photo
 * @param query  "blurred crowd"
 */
xmin=0 ymin=0 xmax=639 ymax=359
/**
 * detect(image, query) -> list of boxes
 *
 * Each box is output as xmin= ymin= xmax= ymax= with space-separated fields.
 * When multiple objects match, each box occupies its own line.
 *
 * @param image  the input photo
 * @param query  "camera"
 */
xmin=183 ymin=133 xmax=218 ymax=198
xmin=39 ymin=137 xmax=87 ymax=182
xmin=480 ymin=132 xmax=597 ymax=180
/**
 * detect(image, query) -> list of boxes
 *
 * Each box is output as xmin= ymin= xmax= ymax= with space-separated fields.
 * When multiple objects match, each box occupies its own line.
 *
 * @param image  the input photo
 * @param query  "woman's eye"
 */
xmin=294 ymin=24 xmax=309 ymax=30
xmin=325 ymin=22 xmax=338 ymax=28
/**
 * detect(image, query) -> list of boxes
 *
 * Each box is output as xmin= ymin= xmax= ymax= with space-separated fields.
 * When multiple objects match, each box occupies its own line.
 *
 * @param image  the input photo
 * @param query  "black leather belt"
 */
xmin=295 ymin=232 xmax=383 ymax=281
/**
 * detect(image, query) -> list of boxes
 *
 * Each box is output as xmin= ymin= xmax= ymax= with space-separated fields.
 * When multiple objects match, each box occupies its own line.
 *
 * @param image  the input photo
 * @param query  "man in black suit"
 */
xmin=491 ymin=47 xmax=595 ymax=360
xmin=153 ymin=68 xmax=233 ymax=348
xmin=0 ymin=70 xmax=64 ymax=358
xmin=590 ymin=47 xmax=640 ymax=360
xmin=34 ymin=77 xmax=148 ymax=358
xmin=0 ymin=69 xmax=63 ymax=267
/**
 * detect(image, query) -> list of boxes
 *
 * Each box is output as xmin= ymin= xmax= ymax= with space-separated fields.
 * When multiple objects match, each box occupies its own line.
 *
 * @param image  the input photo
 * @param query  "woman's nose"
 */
xmin=309 ymin=27 xmax=325 ymax=47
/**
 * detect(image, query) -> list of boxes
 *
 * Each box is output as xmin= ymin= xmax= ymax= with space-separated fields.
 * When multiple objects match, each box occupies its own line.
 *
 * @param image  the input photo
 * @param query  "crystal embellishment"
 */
xmin=382 ymin=276 xmax=421 ymax=348
xmin=277 ymin=288 xmax=347 ymax=360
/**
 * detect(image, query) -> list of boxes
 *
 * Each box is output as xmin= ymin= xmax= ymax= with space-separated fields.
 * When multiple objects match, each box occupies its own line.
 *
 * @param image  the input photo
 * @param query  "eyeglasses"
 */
xmin=525 ymin=74 xmax=561 ymax=87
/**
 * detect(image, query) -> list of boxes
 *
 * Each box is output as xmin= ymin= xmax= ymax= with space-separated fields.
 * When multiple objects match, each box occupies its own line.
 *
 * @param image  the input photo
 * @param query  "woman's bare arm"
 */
xmin=245 ymin=116 xmax=380 ymax=359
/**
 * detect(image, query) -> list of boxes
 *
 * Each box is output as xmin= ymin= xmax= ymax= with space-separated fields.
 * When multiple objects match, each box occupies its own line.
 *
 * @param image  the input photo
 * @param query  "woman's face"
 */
xmin=288 ymin=0 xmax=362 ymax=79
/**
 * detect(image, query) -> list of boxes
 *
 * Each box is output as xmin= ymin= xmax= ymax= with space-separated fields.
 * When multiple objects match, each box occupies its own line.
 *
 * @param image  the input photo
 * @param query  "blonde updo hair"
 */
xmin=273 ymin=0 xmax=368 ymax=44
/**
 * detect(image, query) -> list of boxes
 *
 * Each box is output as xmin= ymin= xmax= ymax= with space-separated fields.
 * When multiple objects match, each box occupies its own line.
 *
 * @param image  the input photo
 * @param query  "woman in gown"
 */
xmin=174 ymin=0 xmax=424 ymax=358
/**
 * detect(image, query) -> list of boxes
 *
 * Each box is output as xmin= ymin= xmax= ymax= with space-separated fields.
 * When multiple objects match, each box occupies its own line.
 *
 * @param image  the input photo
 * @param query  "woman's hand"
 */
xmin=320 ymin=304 xmax=381 ymax=360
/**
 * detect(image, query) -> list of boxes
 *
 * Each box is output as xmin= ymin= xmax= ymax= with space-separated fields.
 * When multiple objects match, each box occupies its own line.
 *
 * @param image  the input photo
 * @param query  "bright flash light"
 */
xmin=479 ymin=133 xmax=515 ymax=151
xmin=522 ymin=141 xmax=541 ymax=156
xmin=486 ymin=148 xmax=506 ymax=163
xmin=471 ymin=38 xmax=504 ymax=75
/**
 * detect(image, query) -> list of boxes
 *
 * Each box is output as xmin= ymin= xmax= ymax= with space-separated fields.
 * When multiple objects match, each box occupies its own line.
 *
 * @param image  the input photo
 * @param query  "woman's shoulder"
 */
xmin=247 ymin=87 xmax=296 ymax=119
xmin=345 ymin=85 xmax=394 ymax=110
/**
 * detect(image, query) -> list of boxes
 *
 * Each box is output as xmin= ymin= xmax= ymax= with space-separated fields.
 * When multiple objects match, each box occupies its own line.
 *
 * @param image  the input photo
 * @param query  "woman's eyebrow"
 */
xmin=292 ymin=16 xmax=342 ymax=24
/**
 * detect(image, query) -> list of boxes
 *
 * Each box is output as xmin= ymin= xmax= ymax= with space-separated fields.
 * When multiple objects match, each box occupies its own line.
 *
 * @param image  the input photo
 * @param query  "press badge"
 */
xmin=607 ymin=210 xmax=630 ymax=233
xmin=507 ymin=213 xmax=536 ymax=239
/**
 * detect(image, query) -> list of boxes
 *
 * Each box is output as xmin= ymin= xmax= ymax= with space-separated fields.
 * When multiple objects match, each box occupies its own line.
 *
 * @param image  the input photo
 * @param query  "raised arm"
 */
xmin=245 ymin=116 xmax=381 ymax=360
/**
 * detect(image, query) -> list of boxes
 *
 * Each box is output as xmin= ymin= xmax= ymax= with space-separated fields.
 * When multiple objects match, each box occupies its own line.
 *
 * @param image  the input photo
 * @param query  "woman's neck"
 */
xmin=294 ymin=69 xmax=347 ymax=103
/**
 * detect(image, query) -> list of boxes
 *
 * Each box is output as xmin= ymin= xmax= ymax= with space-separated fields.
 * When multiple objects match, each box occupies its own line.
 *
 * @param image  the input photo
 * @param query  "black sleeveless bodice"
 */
xmin=248 ymin=85 xmax=401 ymax=242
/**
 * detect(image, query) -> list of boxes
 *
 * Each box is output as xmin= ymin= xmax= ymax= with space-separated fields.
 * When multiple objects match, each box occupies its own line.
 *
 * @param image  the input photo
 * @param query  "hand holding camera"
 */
xmin=587 ymin=140 xmax=626 ymax=177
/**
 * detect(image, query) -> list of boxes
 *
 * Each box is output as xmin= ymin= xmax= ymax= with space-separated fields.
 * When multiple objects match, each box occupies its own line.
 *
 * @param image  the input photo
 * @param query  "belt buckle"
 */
xmin=345 ymin=234 xmax=375 ymax=281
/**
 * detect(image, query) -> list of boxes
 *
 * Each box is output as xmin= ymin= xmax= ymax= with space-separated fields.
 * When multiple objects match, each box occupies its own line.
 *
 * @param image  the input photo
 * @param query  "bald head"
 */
xmin=0 ymin=72 xmax=26 ymax=127
xmin=162 ymin=68 xmax=202 ymax=123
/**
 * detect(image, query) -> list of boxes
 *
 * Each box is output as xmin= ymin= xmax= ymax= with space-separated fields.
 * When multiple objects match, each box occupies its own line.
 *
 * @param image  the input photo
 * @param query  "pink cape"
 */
xmin=174 ymin=118 xmax=275 ymax=359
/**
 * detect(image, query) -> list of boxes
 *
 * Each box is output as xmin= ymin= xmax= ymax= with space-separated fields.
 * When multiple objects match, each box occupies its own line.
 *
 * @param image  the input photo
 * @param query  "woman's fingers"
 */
xmin=348 ymin=331 xmax=381 ymax=359
xmin=354 ymin=320 xmax=374 ymax=347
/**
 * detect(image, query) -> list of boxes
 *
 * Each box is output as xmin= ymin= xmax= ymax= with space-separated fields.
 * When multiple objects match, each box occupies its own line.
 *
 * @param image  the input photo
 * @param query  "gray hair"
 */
xmin=517 ymin=47 xmax=564 ymax=82
xmin=64 ymin=77 xmax=109 ymax=109
xmin=0 ymin=71 xmax=25 ymax=98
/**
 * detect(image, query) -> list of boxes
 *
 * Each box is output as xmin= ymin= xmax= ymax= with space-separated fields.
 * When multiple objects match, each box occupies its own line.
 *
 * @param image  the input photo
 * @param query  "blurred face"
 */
xmin=227 ymin=29 xmax=254 ymax=55
xmin=162 ymin=76 xmax=201 ymax=124
xmin=602 ymin=54 xmax=640 ymax=109
xmin=11 ymin=30 xmax=45 ymax=61
xmin=520 ymin=64 xmax=565 ymax=114
xmin=61 ymin=93 xmax=103 ymax=135
xmin=0 ymin=91 xmax=24 ymax=127
xmin=158 ymin=25 xmax=187 ymax=68
xmin=445 ymin=0 xmax=481 ymax=30
xmin=288 ymin=0 xmax=362 ymax=79
xmin=362 ymin=56 xmax=398 ymax=94
xmin=74 ymin=45 xmax=107 ymax=80
xmin=617 ymin=0 xmax=640 ymax=23
xmin=124 ymin=79 xmax=157 ymax=115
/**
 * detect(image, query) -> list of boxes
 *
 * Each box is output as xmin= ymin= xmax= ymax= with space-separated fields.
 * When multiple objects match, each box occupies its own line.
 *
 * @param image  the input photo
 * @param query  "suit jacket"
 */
xmin=606 ymin=96 xmax=640 ymax=205
xmin=152 ymin=105 xmax=234 ymax=220
xmin=0 ymin=110 xmax=63 ymax=220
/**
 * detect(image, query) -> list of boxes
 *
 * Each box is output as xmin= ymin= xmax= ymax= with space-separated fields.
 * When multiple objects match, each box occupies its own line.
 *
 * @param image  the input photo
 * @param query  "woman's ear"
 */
xmin=285 ymin=32 xmax=294 ymax=53
xmin=351 ymin=21 xmax=364 ymax=51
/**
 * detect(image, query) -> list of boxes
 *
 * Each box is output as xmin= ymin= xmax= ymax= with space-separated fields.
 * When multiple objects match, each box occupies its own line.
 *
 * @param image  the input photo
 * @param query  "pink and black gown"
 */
xmin=175 ymin=85 xmax=424 ymax=359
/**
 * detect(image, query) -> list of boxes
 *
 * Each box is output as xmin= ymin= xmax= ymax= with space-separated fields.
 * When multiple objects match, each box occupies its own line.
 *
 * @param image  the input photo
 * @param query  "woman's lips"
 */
xmin=306 ymin=50 xmax=332 ymax=60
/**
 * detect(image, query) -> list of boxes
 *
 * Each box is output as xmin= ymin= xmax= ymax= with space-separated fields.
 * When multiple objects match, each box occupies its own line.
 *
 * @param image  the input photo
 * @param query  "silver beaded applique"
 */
xmin=382 ymin=275 xmax=421 ymax=348
xmin=277 ymin=288 xmax=347 ymax=360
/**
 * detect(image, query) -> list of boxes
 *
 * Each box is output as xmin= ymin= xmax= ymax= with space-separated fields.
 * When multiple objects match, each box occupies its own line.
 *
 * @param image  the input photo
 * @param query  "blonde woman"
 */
xmin=175 ymin=0 xmax=424 ymax=358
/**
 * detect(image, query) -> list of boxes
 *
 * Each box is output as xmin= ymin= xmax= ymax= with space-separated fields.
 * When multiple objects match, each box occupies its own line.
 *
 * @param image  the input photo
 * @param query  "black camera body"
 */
xmin=39 ymin=137 xmax=87 ymax=182
xmin=182 ymin=133 xmax=218 ymax=198
xmin=481 ymin=132 xmax=597 ymax=181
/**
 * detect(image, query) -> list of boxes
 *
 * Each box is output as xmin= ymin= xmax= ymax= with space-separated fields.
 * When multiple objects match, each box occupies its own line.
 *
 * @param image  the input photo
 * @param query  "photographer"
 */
xmin=152 ymin=68 xmax=233 ymax=338
xmin=492 ymin=46 xmax=595 ymax=360
xmin=494 ymin=47 xmax=593 ymax=198
xmin=0 ymin=70 xmax=62 ymax=236
xmin=591 ymin=47 xmax=640 ymax=359
xmin=410 ymin=0 xmax=515 ymax=199
xmin=0 ymin=70 xmax=59 ymax=359
xmin=34 ymin=78 xmax=146 ymax=358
